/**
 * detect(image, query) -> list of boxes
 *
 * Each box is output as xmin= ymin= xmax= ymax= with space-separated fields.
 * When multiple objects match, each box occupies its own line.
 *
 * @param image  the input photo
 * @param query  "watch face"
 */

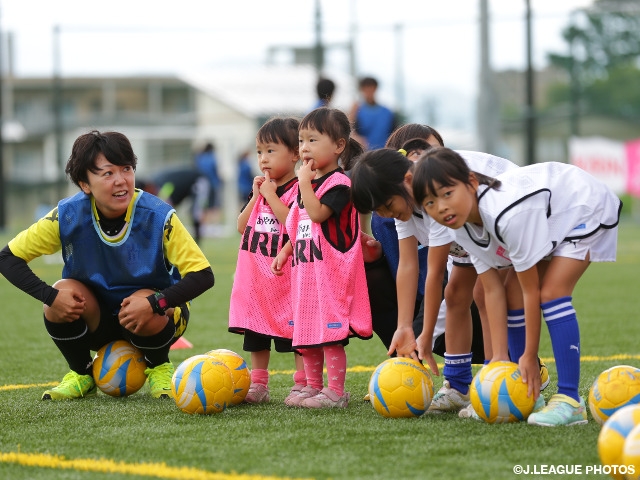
xmin=158 ymin=297 xmax=168 ymax=309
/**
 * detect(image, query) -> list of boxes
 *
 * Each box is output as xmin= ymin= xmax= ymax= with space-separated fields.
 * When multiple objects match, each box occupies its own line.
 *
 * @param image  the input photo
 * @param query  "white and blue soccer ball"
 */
xmin=92 ymin=340 xmax=147 ymax=397
xmin=171 ymin=354 xmax=234 ymax=414
xmin=368 ymin=357 xmax=434 ymax=418
xmin=470 ymin=361 xmax=536 ymax=423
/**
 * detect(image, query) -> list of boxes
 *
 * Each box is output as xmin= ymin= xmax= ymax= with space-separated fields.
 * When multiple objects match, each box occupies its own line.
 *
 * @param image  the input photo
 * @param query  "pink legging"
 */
xmin=301 ymin=344 xmax=347 ymax=396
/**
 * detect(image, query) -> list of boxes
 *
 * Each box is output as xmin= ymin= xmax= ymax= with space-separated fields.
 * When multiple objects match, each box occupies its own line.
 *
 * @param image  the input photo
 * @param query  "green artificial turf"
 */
xmin=1 ymin=220 xmax=639 ymax=479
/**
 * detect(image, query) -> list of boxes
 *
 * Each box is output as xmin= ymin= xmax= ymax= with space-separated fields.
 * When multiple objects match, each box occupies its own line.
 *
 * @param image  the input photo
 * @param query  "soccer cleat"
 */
xmin=533 ymin=394 xmax=546 ymax=413
xmin=144 ymin=362 xmax=174 ymax=399
xmin=527 ymin=394 xmax=587 ymax=427
xmin=363 ymin=393 xmax=371 ymax=402
xmin=42 ymin=371 xmax=97 ymax=400
xmin=300 ymin=388 xmax=350 ymax=409
xmin=539 ymin=359 xmax=550 ymax=391
xmin=459 ymin=395 xmax=545 ymax=421
xmin=458 ymin=403 xmax=480 ymax=420
xmin=245 ymin=383 xmax=270 ymax=404
xmin=284 ymin=386 xmax=319 ymax=407
xmin=427 ymin=380 xmax=470 ymax=413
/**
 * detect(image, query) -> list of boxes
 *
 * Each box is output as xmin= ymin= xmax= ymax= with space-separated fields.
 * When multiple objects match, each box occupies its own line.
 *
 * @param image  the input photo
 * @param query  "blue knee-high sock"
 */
xmin=542 ymin=296 xmax=581 ymax=402
xmin=443 ymin=352 xmax=473 ymax=395
xmin=507 ymin=308 xmax=526 ymax=363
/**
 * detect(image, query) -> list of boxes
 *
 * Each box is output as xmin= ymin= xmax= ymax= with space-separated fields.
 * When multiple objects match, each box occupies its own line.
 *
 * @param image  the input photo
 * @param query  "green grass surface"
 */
xmin=1 ymin=220 xmax=639 ymax=479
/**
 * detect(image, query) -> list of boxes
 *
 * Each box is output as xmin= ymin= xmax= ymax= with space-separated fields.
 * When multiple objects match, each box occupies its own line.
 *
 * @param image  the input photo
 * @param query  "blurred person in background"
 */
xmin=349 ymin=76 xmax=397 ymax=150
xmin=137 ymin=166 xmax=209 ymax=244
xmin=312 ymin=77 xmax=336 ymax=110
xmin=195 ymin=141 xmax=223 ymax=226
xmin=237 ymin=150 xmax=254 ymax=203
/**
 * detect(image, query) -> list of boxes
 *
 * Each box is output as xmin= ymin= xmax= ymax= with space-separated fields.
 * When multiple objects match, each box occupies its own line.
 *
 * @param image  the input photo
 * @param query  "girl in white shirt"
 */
xmin=413 ymin=147 xmax=621 ymax=426
xmin=351 ymin=147 xmax=518 ymax=414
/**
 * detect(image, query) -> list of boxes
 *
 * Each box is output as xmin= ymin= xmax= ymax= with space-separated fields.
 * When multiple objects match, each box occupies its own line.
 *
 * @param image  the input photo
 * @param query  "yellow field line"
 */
xmin=4 ymin=354 xmax=638 ymax=392
xmin=267 ymin=354 xmax=640 ymax=376
xmin=0 ymin=451 xmax=312 ymax=480
xmin=0 ymin=382 xmax=57 ymax=391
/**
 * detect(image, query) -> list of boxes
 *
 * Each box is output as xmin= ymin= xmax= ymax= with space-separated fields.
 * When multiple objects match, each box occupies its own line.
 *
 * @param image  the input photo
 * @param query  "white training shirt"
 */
xmin=396 ymin=150 xmax=519 ymax=254
xmin=456 ymin=150 xmax=519 ymax=178
xmin=455 ymin=162 xmax=621 ymax=274
xmin=395 ymin=209 xmax=454 ymax=247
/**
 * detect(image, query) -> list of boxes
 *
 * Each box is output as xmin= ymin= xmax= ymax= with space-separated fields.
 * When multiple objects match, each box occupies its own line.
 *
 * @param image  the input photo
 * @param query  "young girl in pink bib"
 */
xmin=272 ymin=107 xmax=373 ymax=408
xmin=229 ymin=117 xmax=305 ymax=404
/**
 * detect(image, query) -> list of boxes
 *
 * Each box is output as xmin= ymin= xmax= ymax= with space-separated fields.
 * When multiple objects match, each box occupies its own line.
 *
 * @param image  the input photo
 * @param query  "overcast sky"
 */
xmin=1 ymin=0 xmax=593 ymax=127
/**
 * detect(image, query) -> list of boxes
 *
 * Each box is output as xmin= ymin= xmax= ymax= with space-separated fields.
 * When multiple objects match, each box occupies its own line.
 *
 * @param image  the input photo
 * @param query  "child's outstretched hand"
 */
xmin=388 ymin=326 xmax=419 ymax=362
xmin=519 ymin=353 xmax=541 ymax=400
xmin=416 ymin=334 xmax=439 ymax=376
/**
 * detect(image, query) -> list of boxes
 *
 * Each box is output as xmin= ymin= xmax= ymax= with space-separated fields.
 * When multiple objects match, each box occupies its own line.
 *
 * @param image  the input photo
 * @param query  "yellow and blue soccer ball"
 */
xmin=171 ymin=354 xmax=234 ymax=414
xmin=589 ymin=365 xmax=640 ymax=426
xmin=92 ymin=340 xmax=147 ymax=397
xmin=597 ymin=404 xmax=640 ymax=480
xmin=623 ymin=423 xmax=640 ymax=480
xmin=206 ymin=348 xmax=250 ymax=405
xmin=368 ymin=357 xmax=434 ymax=418
xmin=470 ymin=361 xmax=536 ymax=424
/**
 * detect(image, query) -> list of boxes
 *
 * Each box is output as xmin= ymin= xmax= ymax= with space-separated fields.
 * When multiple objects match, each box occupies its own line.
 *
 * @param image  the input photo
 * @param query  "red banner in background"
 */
xmin=569 ymin=137 xmax=640 ymax=198
xmin=569 ymin=137 xmax=627 ymax=195
xmin=626 ymin=139 xmax=640 ymax=198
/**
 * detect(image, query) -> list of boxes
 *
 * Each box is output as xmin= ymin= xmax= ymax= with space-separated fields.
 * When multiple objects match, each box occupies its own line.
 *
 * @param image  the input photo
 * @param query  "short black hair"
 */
xmin=412 ymin=147 xmax=500 ymax=206
xmin=386 ymin=124 xmax=445 ymax=149
xmin=256 ymin=116 xmax=300 ymax=155
xmin=65 ymin=130 xmax=137 ymax=188
xmin=316 ymin=77 xmax=336 ymax=101
xmin=300 ymin=107 xmax=364 ymax=171
xmin=350 ymin=148 xmax=414 ymax=213
xmin=359 ymin=76 xmax=378 ymax=89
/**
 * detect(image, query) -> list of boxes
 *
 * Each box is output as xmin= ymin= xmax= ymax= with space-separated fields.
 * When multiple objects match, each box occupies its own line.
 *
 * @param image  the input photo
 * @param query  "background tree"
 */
xmin=546 ymin=0 xmax=640 ymax=121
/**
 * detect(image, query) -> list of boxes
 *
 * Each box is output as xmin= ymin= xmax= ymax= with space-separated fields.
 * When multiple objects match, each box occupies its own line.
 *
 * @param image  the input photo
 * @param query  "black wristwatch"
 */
xmin=147 ymin=292 xmax=169 ymax=315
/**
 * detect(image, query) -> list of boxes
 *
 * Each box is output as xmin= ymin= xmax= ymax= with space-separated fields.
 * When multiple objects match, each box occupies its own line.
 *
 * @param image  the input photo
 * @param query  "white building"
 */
xmin=2 ymin=65 xmax=356 ymax=234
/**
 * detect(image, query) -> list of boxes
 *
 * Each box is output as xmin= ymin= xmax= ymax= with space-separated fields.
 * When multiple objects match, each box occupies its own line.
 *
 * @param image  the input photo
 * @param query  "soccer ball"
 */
xmin=623 ymin=423 xmax=640 ymax=480
xmin=368 ymin=357 xmax=434 ymax=418
xmin=171 ymin=354 xmax=234 ymax=414
xmin=205 ymin=348 xmax=251 ymax=405
xmin=589 ymin=365 xmax=640 ymax=426
xmin=469 ymin=361 xmax=536 ymax=424
xmin=598 ymin=405 xmax=640 ymax=480
xmin=92 ymin=340 xmax=147 ymax=397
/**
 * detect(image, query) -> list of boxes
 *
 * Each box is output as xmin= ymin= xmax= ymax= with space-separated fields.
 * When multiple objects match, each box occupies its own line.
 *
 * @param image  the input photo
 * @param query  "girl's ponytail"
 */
xmin=341 ymin=138 xmax=365 ymax=171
